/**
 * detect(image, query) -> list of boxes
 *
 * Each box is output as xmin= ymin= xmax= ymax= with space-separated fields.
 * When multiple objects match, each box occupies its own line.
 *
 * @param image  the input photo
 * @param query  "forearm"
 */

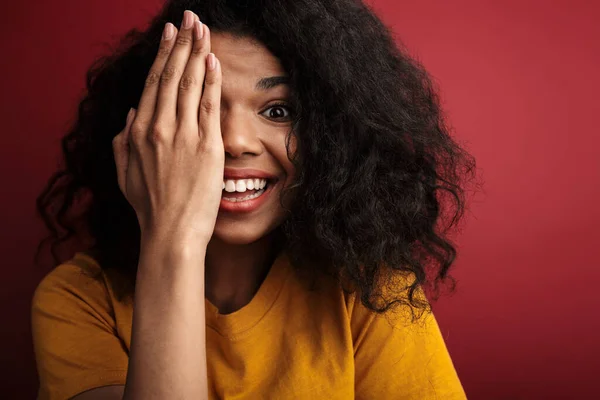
xmin=123 ymin=232 xmax=209 ymax=400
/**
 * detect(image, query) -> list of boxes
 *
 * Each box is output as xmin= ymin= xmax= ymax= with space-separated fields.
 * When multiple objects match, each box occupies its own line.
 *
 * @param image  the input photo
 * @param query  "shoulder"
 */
xmin=31 ymin=252 xmax=117 ymax=326
xmin=345 ymin=272 xmax=466 ymax=399
xmin=343 ymin=268 xmax=430 ymax=329
xmin=35 ymin=252 xmax=105 ymax=288
xmin=34 ymin=252 xmax=106 ymax=297
xmin=31 ymin=253 xmax=131 ymax=400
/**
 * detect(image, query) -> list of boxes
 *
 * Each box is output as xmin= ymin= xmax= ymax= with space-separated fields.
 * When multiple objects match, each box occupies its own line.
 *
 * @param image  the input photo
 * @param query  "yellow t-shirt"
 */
xmin=31 ymin=250 xmax=466 ymax=399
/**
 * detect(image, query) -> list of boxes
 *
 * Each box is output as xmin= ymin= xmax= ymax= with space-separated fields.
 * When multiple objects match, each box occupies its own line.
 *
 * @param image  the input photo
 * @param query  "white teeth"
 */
xmin=222 ymin=188 xmax=266 ymax=202
xmin=225 ymin=180 xmax=236 ymax=193
xmin=235 ymin=180 xmax=246 ymax=192
xmin=222 ymin=178 xmax=268 ymax=193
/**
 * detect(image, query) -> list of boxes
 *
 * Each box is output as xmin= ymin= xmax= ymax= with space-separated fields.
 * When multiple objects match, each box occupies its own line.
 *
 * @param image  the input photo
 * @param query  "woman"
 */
xmin=32 ymin=0 xmax=476 ymax=399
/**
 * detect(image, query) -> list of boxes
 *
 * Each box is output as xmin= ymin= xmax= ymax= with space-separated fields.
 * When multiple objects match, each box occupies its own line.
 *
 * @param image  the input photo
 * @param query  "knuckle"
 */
xmin=145 ymin=70 xmax=160 ymax=87
xmin=190 ymin=44 xmax=206 ymax=56
xmin=130 ymin=131 xmax=144 ymax=149
xmin=112 ymin=134 xmax=123 ymax=150
xmin=148 ymin=123 xmax=168 ymax=144
xmin=129 ymin=122 xmax=145 ymax=140
xmin=179 ymin=74 xmax=196 ymax=91
xmin=204 ymin=71 xmax=221 ymax=86
xmin=198 ymin=140 xmax=222 ymax=157
xmin=160 ymin=66 xmax=178 ymax=85
xmin=157 ymin=42 xmax=172 ymax=57
xmin=200 ymin=100 xmax=217 ymax=114
xmin=175 ymin=34 xmax=192 ymax=47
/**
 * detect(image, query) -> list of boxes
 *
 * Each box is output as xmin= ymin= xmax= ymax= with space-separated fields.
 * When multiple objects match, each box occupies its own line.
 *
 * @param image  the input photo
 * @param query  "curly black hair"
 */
xmin=35 ymin=0 xmax=478 ymax=321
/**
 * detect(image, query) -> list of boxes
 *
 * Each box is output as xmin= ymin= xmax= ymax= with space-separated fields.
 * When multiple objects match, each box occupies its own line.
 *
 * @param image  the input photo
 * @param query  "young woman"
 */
xmin=32 ymin=0 xmax=476 ymax=399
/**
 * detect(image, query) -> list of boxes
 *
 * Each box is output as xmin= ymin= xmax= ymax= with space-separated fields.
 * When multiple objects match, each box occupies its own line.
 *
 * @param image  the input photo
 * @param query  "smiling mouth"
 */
xmin=221 ymin=179 xmax=276 ymax=202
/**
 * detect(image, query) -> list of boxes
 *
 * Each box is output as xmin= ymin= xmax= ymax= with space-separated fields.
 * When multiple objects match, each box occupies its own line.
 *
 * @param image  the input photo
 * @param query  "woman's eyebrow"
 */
xmin=255 ymin=76 xmax=289 ymax=91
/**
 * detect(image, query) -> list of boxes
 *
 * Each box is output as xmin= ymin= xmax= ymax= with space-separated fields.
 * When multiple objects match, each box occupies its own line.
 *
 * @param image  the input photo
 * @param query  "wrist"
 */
xmin=140 ymin=229 xmax=208 ymax=262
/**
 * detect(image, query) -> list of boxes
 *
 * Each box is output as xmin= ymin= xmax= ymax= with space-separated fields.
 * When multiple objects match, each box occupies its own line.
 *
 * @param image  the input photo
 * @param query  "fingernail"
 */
xmin=162 ymin=23 xmax=174 ymax=41
xmin=127 ymin=108 xmax=135 ymax=123
xmin=194 ymin=20 xmax=204 ymax=40
xmin=182 ymin=10 xmax=194 ymax=29
xmin=207 ymin=53 xmax=216 ymax=70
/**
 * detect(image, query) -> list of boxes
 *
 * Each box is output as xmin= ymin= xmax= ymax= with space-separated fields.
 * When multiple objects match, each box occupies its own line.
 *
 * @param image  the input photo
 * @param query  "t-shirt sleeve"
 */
xmin=31 ymin=261 xmax=128 ymax=400
xmin=348 ymin=287 xmax=467 ymax=400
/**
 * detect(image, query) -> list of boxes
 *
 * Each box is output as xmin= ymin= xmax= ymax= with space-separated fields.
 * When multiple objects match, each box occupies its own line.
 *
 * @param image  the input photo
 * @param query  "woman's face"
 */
xmin=209 ymin=32 xmax=296 ymax=245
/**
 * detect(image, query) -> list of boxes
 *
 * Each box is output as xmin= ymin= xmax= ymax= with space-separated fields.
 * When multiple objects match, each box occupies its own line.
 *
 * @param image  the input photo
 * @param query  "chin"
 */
xmin=211 ymin=219 xmax=280 ymax=245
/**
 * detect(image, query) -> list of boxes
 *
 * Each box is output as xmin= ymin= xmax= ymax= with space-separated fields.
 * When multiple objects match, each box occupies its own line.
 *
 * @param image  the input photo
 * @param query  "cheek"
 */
xmin=265 ymin=133 xmax=297 ymax=181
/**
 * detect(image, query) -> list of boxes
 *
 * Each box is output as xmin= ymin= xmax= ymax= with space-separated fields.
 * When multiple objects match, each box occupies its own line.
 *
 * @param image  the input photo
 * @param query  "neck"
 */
xmin=204 ymin=231 xmax=282 ymax=314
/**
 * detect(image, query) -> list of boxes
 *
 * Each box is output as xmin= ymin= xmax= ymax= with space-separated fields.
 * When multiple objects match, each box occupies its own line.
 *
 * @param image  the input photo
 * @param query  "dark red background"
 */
xmin=1 ymin=0 xmax=598 ymax=398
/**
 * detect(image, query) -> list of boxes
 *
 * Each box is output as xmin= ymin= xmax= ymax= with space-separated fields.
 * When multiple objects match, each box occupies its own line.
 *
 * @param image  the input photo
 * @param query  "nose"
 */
xmin=220 ymin=106 xmax=263 ymax=159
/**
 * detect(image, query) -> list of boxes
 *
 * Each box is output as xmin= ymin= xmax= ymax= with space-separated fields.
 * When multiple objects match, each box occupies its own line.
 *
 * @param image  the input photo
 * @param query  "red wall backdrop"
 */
xmin=1 ymin=0 xmax=598 ymax=398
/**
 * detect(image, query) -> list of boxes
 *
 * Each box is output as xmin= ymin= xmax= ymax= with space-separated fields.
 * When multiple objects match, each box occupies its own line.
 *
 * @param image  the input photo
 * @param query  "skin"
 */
xmin=73 ymin=9 xmax=295 ymax=400
xmin=204 ymin=32 xmax=295 ymax=314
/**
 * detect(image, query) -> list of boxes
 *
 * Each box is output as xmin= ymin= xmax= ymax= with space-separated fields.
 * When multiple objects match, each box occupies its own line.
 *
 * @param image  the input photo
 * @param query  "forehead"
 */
xmin=210 ymin=32 xmax=286 ymax=92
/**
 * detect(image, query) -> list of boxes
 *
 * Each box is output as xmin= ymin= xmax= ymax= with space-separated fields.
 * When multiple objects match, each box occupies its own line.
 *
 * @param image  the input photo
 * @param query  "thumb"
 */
xmin=112 ymin=108 xmax=136 ymax=196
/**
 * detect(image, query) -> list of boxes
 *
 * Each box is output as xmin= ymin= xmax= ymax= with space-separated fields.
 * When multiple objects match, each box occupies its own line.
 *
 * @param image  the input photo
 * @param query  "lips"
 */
xmin=223 ymin=168 xmax=278 ymax=181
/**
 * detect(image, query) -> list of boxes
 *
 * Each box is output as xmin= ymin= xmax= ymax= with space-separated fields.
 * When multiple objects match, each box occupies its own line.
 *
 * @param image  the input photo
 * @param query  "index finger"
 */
xmin=133 ymin=22 xmax=179 ymax=126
